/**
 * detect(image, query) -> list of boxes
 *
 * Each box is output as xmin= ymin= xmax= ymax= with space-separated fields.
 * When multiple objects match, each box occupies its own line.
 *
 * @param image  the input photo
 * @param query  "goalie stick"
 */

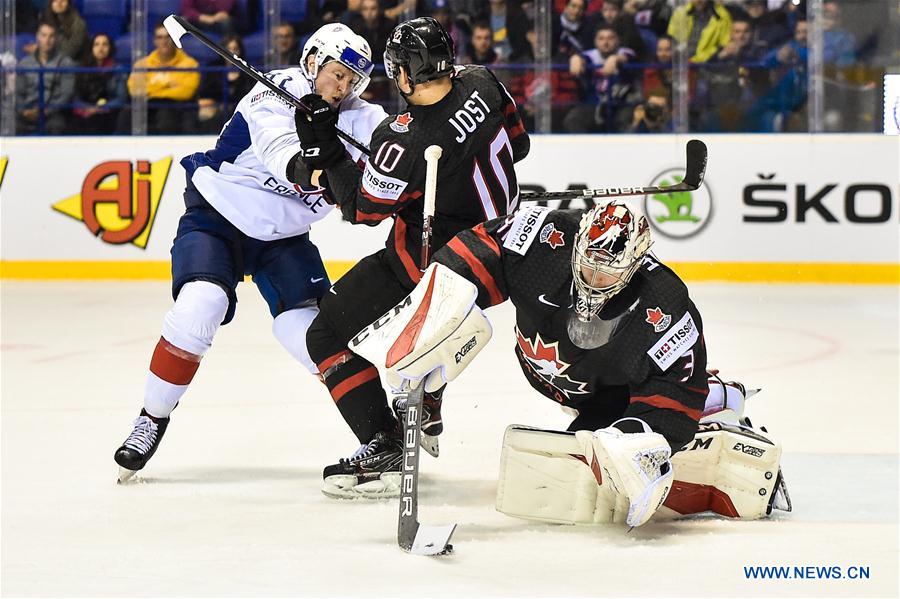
xmin=162 ymin=14 xmax=370 ymax=156
xmin=396 ymin=145 xmax=456 ymax=556
xmin=519 ymin=139 xmax=707 ymax=202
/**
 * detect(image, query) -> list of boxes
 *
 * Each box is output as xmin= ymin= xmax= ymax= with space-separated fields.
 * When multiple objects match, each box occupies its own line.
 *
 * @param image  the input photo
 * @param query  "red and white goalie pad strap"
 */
xmin=349 ymin=263 xmax=492 ymax=392
xmin=496 ymin=421 xmax=787 ymax=526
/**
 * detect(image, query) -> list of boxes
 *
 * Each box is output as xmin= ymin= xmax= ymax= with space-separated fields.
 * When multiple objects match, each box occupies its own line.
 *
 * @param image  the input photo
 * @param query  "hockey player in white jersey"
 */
xmin=114 ymin=24 xmax=387 ymax=482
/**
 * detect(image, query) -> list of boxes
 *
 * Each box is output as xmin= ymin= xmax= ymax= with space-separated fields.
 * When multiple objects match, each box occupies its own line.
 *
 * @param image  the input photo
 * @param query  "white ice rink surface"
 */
xmin=2 ymin=280 xmax=898 ymax=597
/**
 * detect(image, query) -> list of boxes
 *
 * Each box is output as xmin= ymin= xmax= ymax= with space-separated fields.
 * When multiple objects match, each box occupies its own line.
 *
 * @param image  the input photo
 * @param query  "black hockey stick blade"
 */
xmin=681 ymin=139 xmax=708 ymax=189
xmin=398 ymin=386 xmax=456 ymax=556
xmin=162 ymin=14 xmax=370 ymax=156
xmin=519 ymin=139 xmax=708 ymax=202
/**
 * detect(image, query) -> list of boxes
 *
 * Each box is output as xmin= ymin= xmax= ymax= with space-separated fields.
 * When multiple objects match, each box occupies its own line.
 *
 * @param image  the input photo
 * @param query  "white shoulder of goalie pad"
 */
xmin=659 ymin=421 xmax=784 ymax=520
xmin=349 ymin=263 xmax=492 ymax=391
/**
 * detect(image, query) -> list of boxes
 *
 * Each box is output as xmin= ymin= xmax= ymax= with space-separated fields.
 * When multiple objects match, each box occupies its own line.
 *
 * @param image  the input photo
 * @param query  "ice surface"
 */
xmin=2 ymin=281 xmax=897 ymax=597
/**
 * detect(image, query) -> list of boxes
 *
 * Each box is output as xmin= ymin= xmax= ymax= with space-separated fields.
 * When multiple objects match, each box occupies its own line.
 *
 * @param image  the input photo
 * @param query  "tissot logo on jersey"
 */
xmin=539 ymin=223 xmax=565 ymax=249
xmin=502 ymin=206 xmax=551 ymax=255
xmin=645 ymin=307 xmax=672 ymax=333
xmin=390 ymin=112 xmax=414 ymax=133
xmin=361 ymin=164 xmax=408 ymax=201
xmin=515 ymin=328 xmax=589 ymax=400
xmin=647 ymin=312 xmax=699 ymax=371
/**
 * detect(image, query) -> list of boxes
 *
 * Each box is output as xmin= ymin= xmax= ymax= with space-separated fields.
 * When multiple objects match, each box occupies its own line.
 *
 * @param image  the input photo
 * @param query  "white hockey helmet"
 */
xmin=300 ymin=23 xmax=374 ymax=96
xmin=571 ymin=201 xmax=652 ymax=321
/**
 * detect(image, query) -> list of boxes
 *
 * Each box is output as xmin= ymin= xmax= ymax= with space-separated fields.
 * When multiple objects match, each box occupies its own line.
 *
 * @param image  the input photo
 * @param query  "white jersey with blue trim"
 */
xmin=181 ymin=67 xmax=387 ymax=241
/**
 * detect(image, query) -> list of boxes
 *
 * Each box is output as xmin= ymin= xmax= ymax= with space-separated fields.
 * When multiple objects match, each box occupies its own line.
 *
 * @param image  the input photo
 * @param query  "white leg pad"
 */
xmin=161 ymin=280 xmax=229 ymax=356
xmin=496 ymin=423 xmax=787 ymax=525
xmin=272 ymin=306 xmax=319 ymax=374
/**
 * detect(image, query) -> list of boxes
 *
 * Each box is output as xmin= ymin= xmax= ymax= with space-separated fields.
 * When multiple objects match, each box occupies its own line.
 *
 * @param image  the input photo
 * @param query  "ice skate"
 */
xmin=322 ymin=431 xmax=403 ymax=499
xmin=114 ymin=409 xmax=170 ymax=483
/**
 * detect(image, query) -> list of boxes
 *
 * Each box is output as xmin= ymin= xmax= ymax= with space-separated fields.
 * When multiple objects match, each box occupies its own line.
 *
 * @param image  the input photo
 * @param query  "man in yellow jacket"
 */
xmin=126 ymin=23 xmax=201 ymax=133
xmin=667 ymin=0 xmax=732 ymax=63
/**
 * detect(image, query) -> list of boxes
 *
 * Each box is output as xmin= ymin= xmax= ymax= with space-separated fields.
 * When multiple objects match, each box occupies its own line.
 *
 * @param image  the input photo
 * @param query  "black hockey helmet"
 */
xmin=384 ymin=16 xmax=455 ymax=87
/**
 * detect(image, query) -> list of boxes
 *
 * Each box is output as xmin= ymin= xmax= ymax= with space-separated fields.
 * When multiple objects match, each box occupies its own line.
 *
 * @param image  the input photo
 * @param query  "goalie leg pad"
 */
xmin=496 ymin=422 xmax=789 ymax=525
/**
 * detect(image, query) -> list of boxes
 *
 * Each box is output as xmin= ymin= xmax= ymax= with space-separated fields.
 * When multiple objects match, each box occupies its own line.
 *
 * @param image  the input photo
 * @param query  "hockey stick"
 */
xmin=396 ymin=145 xmax=456 ymax=556
xmin=519 ymin=139 xmax=707 ymax=202
xmin=162 ymin=14 xmax=370 ymax=156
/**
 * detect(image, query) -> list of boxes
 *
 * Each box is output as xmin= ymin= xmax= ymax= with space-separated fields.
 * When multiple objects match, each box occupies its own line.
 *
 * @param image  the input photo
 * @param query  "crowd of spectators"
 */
xmin=6 ymin=0 xmax=892 ymax=135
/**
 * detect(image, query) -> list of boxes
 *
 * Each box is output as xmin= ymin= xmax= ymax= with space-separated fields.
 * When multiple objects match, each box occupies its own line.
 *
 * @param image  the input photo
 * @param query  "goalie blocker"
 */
xmin=497 ymin=420 xmax=791 ymax=525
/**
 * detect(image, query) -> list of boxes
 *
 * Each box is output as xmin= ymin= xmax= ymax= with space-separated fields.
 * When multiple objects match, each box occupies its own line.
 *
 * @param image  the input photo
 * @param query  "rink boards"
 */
xmin=0 ymin=134 xmax=897 ymax=283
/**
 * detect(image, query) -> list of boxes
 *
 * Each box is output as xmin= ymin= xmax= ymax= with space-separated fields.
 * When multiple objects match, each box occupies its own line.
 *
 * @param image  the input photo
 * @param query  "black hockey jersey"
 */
xmin=326 ymin=65 xmax=530 ymax=288
xmin=432 ymin=206 xmax=709 ymax=450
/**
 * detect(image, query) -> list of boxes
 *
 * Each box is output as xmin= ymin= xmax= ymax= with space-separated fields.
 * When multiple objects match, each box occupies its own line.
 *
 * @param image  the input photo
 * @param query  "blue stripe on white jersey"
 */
xmin=180 ymin=111 xmax=251 ymax=176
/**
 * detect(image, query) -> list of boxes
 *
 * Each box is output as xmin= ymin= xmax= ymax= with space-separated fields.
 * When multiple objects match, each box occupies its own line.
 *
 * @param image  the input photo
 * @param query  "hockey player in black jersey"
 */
xmin=293 ymin=16 xmax=530 ymax=497
xmin=351 ymin=200 xmax=790 ymax=524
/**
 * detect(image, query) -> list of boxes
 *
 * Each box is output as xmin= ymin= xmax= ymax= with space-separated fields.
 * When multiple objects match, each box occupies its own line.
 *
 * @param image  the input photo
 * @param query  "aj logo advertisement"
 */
xmin=52 ymin=157 xmax=172 ymax=248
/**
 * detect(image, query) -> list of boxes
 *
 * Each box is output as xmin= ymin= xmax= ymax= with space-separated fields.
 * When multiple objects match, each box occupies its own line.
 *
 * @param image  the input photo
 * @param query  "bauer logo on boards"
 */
xmin=52 ymin=158 xmax=172 ymax=248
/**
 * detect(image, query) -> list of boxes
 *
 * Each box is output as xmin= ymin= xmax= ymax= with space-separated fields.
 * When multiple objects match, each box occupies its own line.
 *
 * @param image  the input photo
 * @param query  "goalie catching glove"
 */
xmin=576 ymin=418 xmax=674 ymax=527
xmin=349 ymin=263 xmax=492 ymax=392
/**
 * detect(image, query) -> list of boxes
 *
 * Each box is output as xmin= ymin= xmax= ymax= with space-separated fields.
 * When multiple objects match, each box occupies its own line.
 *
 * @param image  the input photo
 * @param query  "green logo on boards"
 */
xmin=643 ymin=168 xmax=712 ymax=239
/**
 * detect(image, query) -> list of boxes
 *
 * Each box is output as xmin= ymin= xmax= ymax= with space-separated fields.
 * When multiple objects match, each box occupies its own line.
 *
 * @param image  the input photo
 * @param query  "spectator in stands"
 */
xmin=552 ymin=0 xmax=597 ymax=58
xmin=72 ymin=33 xmax=126 ymax=134
xmin=124 ymin=23 xmax=200 ymax=134
xmin=750 ymin=18 xmax=809 ymax=131
xmin=601 ymin=0 xmax=645 ymax=60
xmin=626 ymin=88 xmax=671 ymax=132
xmin=482 ymin=0 xmax=532 ymax=62
xmin=273 ymin=23 xmax=302 ymax=66
xmin=666 ymin=0 xmax=732 ymax=63
xmin=642 ymin=34 xmax=673 ymax=97
xmin=742 ymin=0 xmax=791 ymax=55
xmin=347 ymin=0 xmax=394 ymax=61
xmin=16 ymin=21 xmax=75 ymax=134
xmin=821 ymin=0 xmax=856 ymax=67
xmin=564 ymin=24 xmax=639 ymax=132
xmin=702 ymin=18 xmax=765 ymax=131
xmin=196 ymin=33 xmax=254 ymax=133
xmin=180 ymin=0 xmax=237 ymax=35
xmin=554 ymin=0 xmax=603 ymax=17
xmin=40 ymin=0 xmax=89 ymax=62
xmin=462 ymin=21 xmax=499 ymax=65
xmin=431 ymin=5 xmax=468 ymax=61
xmin=627 ymin=0 xmax=672 ymax=37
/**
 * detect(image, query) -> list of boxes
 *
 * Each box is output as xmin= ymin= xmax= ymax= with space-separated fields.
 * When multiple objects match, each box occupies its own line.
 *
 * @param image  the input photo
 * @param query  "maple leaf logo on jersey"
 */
xmin=515 ymin=328 xmax=589 ymax=400
xmin=539 ymin=223 xmax=565 ymax=249
xmin=645 ymin=306 xmax=672 ymax=333
xmin=390 ymin=112 xmax=414 ymax=133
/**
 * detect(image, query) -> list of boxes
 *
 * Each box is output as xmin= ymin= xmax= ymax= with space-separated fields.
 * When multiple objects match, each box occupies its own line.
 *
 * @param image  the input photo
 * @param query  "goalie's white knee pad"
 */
xmin=162 ymin=280 xmax=229 ymax=356
xmin=272 ymin=305 xmax=319 ymax=375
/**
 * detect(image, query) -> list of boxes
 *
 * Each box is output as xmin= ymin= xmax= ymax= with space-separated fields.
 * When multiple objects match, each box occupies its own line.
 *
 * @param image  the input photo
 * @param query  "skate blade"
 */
xmin=322 ymin=472 xmax=401 ymax=499
xmin=420 ymin=434 xmax=440 ymax=458
xmin=117 ymin=467 xmax=139 ymax=484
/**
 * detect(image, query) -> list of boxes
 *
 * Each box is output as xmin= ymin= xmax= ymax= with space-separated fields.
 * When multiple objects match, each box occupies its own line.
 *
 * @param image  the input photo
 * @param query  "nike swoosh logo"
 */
xmin=538 ymin=294 xmax=560 ymax=307
xmin=329 ymin=287 xmax=337 ymax=295
xmin=311 ymin=277 xmax=325 ymax=283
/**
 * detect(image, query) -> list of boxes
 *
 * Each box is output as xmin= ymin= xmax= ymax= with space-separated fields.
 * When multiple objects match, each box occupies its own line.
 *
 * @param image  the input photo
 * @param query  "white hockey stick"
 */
xmin=396 ymin=145 xmax=456 ymax=556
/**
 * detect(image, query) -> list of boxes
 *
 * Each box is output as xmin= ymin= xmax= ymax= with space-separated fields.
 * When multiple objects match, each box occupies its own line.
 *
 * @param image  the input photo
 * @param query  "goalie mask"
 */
xmin=571 ymin=201 xmax=652 ymax=323
xmin=300 ymin=23 xmax=374 ymax=97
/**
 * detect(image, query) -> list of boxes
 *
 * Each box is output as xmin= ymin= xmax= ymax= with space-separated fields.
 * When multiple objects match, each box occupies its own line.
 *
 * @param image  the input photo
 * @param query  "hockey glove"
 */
xmin=576 ymin=418 xmax=673 ymax=527
xmin=295 ymin=94 xmax=345 ymax=170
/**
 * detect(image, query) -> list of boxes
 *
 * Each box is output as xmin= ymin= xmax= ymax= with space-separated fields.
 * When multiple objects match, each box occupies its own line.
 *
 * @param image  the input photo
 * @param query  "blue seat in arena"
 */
xmin=242 ymin=31 xmax=267 ymax=65
xmin=114 ymin=33 xmax=133 ymax=63
xmin=255 ymin=3 xmax=308 ymax=31
xmin=180 ymin=34 xmax=220 ymax=64
xmin=148 ymin=0 xmax=182 ymax=27
xmin=82 ymin=0 xmax=128 ymax=36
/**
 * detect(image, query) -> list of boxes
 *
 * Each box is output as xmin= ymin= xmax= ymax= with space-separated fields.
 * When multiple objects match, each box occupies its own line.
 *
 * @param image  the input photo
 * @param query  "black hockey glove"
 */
xmin=295 ymin=94 xmax=345 ymax=170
